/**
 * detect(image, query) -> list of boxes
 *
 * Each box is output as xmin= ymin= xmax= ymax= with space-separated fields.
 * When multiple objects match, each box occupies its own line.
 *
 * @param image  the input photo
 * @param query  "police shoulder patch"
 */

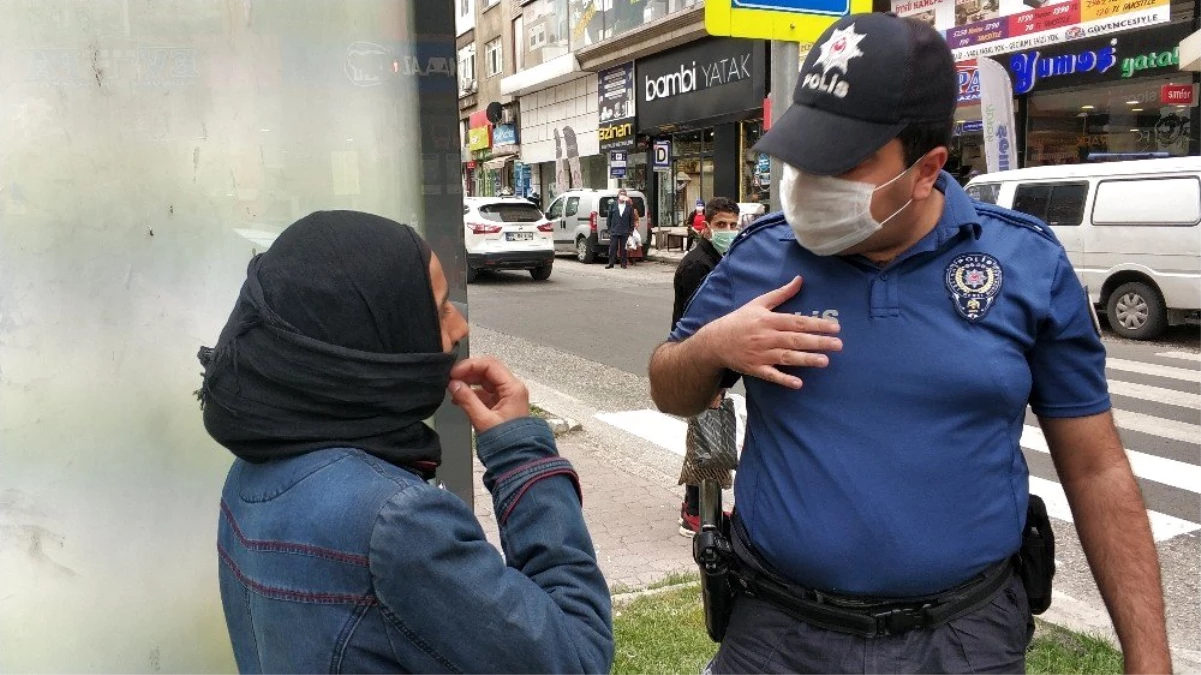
xmin=945 ymin=253 xmax=1004 ymax=322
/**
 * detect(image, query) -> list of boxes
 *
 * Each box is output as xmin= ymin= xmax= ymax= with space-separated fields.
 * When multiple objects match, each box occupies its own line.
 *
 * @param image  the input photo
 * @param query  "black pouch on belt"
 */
xmin=1016 ymin=494 xmax=1055 ymax=614
xmin=694 ymin=481 xmax=736 ymax=642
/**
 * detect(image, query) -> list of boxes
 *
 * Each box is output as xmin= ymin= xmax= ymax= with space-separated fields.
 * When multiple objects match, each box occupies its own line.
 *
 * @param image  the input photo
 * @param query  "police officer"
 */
xmin=648 ymin=13 xmax=1170 ymax=674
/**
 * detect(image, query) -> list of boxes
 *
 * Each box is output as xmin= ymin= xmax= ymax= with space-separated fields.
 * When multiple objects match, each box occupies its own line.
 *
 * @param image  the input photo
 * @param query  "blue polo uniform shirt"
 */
xmin=669 ymin=172 xmax=1110 ymax=596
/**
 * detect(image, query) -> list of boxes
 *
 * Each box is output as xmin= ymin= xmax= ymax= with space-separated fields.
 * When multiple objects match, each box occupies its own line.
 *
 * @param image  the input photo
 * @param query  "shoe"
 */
xmin=678 ymin=503 xmax=700 ymax=538
xmin=605 ymin=264 xmax=614 ymax=269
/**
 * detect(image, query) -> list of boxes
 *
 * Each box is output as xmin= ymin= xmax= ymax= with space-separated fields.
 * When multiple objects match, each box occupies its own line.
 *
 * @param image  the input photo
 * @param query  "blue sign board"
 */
xmin=492 ymin=123 xmax=518 ymax=146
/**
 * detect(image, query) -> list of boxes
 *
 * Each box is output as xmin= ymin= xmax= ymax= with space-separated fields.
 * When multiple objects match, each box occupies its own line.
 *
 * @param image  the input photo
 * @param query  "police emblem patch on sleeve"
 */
xmin=945 ymin=253 xmax=1004 ymax=322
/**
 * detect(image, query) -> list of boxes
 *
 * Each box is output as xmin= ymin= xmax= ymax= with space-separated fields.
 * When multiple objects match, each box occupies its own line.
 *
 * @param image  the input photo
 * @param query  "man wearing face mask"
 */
xmin=671 ymin=197 xmax=741 ymax=537
xmin=649 ymin=12 xmax=1169 ymax=674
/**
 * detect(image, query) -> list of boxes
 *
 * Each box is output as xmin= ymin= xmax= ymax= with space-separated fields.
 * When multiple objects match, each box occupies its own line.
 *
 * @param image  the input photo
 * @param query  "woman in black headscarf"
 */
xmin=199 ymin=211 xmax=612 ymax=674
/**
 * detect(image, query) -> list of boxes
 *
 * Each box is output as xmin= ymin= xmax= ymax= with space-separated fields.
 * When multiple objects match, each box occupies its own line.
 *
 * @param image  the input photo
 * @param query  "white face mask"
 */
xmin=781 ymin=163 xmax=915 ymax=256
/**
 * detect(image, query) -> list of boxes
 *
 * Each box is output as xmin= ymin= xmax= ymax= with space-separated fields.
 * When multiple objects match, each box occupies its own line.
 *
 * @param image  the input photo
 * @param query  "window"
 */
xmin=529 ymin=24 xmax=546 ymax=49
xmin=565 ymin=196 xmax=581 ymax=218
xmin=1012 ymin=182 xmax=1087 ymax=226
xmin=484 ymin=38 xmax=502 ymax=78
xmin=484 ymin=0 xmax=500 ymax=7
xmin=965 ymin=183 xmax=1000 ymax=204
xmin=599 ymin=196 xmax=646 ymax=217
xmin=512 ymin=17 xmax=525 ymax=72
xmin=546 ymin=198 xmax=563 ymax=219
xmin=479 ymin=203 xmax=543 ymax=222
xmin=1093 ymin=177 xmax=1201 ymax=226
xmin=457 ymin=45 xmax=476 ymax=93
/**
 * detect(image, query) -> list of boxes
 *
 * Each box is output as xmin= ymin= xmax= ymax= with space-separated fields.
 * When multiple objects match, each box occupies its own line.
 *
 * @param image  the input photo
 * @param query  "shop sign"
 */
xmin=958 ymin=61 xmax=981 ymax=104
xmin=599 ymin=63 xmax=637 ymax=152
xmin=652 ymin=141 xmax=671 ymax=172
xmin=891 ymin=0 xmax=1170 ymax=62
xmin=637 ymin=37 xmax=766 ymax=132
xmin=466 ymin=126 xmax=492 ymax=151
xmin=493 ymin=124 xmax=518 ymax=146
xmin=1161 ymin=84 xmax=1194 ymax=105
xmin=1005 ymin=23 xmax=1194 ymax=95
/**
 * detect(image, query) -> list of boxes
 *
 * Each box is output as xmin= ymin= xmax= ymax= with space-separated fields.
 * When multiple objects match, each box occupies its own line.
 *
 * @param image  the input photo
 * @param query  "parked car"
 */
xmin=966 ymin=157 xmax=1201 ymax=340
xmin=543 ymin=189 xmax=649 ymax=264
xmin=463 ymin=196 xmax=555 ymax=282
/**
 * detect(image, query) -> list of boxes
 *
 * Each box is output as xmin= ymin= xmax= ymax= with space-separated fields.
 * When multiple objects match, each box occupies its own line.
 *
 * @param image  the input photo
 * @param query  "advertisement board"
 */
xmin=598 ymin=63 xmax=636 ymax=152
xmin=891 ymin=0 xmax=1170 ymax=61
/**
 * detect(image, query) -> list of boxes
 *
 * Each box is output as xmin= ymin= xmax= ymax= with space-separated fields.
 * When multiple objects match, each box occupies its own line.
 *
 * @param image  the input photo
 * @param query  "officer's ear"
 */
xmin=912 ymin=146 xmax=948 ymax=201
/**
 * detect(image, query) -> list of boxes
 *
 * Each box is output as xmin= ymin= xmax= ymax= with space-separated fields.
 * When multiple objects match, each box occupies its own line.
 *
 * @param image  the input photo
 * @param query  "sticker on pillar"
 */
xmin=945 ymin=253 xmax=1003 ymax=322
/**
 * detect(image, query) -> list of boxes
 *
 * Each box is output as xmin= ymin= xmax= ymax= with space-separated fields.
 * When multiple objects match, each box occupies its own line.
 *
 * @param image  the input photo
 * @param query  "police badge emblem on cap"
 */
xmin=945 ymin=253 xmax=1003 ymax=321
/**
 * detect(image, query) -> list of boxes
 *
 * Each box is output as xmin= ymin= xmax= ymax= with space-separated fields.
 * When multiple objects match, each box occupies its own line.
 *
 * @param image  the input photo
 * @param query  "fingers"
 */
xmin=448 ymin=379 xmax=496 ymax=427
xmin=450 ymin=356 xmax=518 ymax=392
xmin=752 ymin=276 xmax=803 ymax=310
xmin=749 ymin=365 xmax=803 ymax=390
xmin=761 ymin=312 xmax=841 ymax=336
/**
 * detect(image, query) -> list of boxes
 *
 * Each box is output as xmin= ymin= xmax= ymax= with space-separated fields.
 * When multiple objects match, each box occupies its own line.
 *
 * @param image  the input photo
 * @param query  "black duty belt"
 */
xmin=733 ymin=559 xmax=1013 ymax=639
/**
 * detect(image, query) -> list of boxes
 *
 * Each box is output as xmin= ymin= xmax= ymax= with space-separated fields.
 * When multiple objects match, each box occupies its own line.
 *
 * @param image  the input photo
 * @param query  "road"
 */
xmin=467 ymin=257 xmax=1201 ymax=668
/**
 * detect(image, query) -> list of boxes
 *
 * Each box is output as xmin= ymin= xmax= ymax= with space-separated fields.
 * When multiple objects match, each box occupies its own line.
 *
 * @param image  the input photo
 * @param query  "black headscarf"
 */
xmin=197 ymin=211 xmax=455 ymax=475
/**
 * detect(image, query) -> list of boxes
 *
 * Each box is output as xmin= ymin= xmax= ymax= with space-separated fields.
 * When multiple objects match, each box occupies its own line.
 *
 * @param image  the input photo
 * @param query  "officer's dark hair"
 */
xmin=704 ymin=197 xmax=740 ymax=224
xmin=898 ymin=119 xmax=955 ymax=166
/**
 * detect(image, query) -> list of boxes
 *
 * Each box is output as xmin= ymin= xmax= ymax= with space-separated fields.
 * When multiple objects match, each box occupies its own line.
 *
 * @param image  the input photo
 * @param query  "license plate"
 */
xmin=506 ymin=232 xmax=534 ymax=241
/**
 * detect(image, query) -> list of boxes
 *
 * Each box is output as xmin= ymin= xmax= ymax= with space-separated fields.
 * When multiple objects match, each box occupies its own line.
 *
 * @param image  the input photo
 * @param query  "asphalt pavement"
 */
xmin=466 ymin=255 xmax=1201 ymax=669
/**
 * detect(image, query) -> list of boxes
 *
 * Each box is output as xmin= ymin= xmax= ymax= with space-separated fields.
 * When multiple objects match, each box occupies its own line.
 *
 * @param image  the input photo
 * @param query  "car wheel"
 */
xmin=576 ymin=236 xmax=596 ymax=264
xmin=465 ymin=265 xmax=479 ymax=283
xmin=529 ymin=264 xmax=552 ymax=281
xmin=1106 ymin=281 xmax=1166 ymax=340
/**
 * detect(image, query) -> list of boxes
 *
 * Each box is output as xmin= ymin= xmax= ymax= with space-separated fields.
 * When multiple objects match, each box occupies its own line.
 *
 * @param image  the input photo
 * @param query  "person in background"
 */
xmin=200 ymin=211 xmax=613 ymax=673
xmin=687 ymin=198 xmax=706 ymax=250
xmin=670 ymin=197 xmax=742 ymax=536
xmin=606 ymin=188 xmax=637 ymax=269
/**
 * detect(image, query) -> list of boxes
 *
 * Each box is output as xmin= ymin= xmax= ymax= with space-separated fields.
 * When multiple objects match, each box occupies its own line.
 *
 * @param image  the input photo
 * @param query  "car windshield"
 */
xmin=478 ymin=203 xmax=544 ymax=222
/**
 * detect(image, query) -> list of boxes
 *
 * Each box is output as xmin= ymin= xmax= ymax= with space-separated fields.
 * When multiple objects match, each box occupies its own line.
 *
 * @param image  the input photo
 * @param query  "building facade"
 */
xmin=895 ymin=0 xmax=1200 ymax=172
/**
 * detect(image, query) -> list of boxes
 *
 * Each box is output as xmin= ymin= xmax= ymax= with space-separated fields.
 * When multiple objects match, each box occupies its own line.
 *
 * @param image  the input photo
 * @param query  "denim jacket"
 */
xmin=218 ymin=418 xmax=613 ymax=673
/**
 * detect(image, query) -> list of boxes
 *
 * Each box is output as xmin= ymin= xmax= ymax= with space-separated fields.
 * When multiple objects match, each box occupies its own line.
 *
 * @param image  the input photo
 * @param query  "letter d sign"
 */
xmin=653 ymin=140 xmax=671 ymax=171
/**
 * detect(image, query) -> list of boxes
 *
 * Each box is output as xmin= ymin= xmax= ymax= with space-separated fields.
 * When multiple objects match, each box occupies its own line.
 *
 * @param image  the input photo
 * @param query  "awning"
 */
xmin=500 ymin=53 xmax=582 ymax=97
xmin=481 ymin=155 xmax=517 ymax=170
xmin=1181 ymin=29 xmax=1201 ymax=72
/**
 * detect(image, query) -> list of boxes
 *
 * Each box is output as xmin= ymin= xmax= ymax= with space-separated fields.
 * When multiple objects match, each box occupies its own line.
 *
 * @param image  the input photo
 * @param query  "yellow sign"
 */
xmin=705 ymin=0 xmax=872 ymax=42
xmin=466 ymin=126 xmax=491 ymax=151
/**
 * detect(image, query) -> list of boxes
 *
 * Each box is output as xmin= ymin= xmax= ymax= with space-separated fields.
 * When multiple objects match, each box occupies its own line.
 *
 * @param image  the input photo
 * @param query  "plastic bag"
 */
xmin=627 ymin=229 xmax=641 ymax=250
xmin=687 ymin=397 xmax=739 ymax=472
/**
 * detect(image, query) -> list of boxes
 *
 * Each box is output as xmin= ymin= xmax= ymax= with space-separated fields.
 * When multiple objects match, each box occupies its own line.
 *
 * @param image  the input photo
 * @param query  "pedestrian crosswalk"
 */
xmin=596 ymin=349 xmax=1201 ymax=542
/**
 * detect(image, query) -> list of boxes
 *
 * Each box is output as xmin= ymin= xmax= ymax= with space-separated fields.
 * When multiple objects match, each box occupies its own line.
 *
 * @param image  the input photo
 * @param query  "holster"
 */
xmin=1015 ymin=494 xmax=1055 ymax=614
xmin=693 ymin=480 xmax=736 ymax=642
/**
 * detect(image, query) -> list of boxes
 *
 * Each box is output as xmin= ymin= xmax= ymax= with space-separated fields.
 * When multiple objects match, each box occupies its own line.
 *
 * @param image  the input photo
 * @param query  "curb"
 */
xmin=532 ymin=401 xmax=582 ymax=437
xmin=612 ymin=580 xmax=701 ymax=605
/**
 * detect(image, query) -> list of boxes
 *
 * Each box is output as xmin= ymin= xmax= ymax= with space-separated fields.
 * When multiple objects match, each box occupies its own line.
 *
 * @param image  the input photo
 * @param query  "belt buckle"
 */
xmin=872 ymin=605 xmax=930 ymax=636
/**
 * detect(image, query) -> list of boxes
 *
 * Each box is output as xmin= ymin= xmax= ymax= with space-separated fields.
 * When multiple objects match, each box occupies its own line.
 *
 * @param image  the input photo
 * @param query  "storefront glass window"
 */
xmin=567 ymin=0 xmax=701 ymax=51
xmin=1026 ymin=76 xmax=1197 ymax=166
xmin=740 ymin=120 xmax=769 ymax=205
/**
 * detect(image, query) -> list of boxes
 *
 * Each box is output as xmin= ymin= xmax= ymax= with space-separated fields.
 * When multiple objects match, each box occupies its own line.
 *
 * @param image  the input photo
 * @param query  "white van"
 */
xmin=543 ymin=189 xmax=649 ymax=264
xmin=966 ymin=158 xmax=1201 ymax=340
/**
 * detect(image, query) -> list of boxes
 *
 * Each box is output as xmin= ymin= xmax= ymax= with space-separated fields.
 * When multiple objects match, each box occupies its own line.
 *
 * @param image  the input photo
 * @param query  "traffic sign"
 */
xmin=652 ymin=141 xmax=672 ymax=172
xmin=705 ymin=0 xmax=872 ymax=42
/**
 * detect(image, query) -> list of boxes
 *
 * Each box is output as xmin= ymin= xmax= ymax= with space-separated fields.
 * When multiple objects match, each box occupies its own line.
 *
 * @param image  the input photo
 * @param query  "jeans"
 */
xmin=608 ymin=234 xmax=629 ymax=267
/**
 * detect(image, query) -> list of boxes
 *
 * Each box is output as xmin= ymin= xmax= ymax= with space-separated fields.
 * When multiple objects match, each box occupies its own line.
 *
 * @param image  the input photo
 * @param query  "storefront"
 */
xmin=634 ymin=36 xmax=767 ymax=228
xmin=1003 ymin=22 xmax=1199 ymax=166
